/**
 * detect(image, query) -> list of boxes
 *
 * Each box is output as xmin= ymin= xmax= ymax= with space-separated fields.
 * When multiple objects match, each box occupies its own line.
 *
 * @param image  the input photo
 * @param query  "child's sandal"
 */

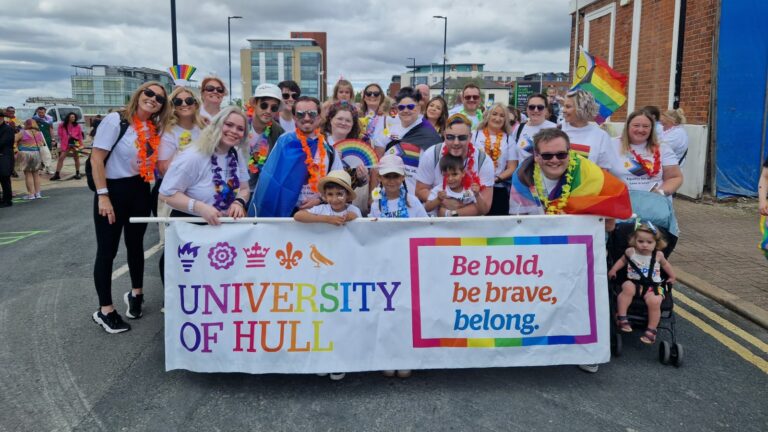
xmin=640 ymin=328 xmax=657 ymax=345
xmin=616 ymin=316 xmax=632 ymax=333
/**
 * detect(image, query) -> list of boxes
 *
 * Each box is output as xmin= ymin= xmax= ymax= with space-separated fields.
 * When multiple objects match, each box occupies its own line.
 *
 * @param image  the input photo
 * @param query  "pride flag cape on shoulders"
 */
xmin=509 ymin=154 xmax=632 ymax=219
xmin=249 ymin=132 xmax=326 ymax=217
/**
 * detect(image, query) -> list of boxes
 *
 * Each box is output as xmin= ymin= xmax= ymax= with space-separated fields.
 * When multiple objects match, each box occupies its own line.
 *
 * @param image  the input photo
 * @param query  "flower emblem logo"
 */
xmin=208 ymin=242 xmax=237 ymax=270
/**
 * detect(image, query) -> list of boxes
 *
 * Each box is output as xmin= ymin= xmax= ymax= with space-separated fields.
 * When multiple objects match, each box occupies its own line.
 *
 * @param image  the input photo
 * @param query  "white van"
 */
xmin=15 ymin=104 xmax=86 ymax=132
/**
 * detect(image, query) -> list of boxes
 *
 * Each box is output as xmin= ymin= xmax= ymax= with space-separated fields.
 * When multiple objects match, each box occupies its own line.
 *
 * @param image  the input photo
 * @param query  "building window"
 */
xmin=265 ymin=51 xmax=279 ymax=82
xmin=299 ymin=52 xmax=321 ymax=98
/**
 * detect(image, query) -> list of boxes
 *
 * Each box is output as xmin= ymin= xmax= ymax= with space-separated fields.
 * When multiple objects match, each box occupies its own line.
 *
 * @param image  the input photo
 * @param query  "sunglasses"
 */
xmin=445 ymin=134 xmax=469 ymax=142
xmin=463 ymin=95 xmax=480 ymax=101
xmin=172 ymin=97 xmax=196 ymax=107
xmin=142 ymin=88 xmax=167 ymax=105
xmin=282 ymin=92 xmax=299 ymax=100
xmin=528 ymin=104 xmax=546 ymax=111
xmin=296 ymin=110 xmax=319 ymax=119
xmin=204 ymin=85 xmax=226 ymax=94
xmin=364 ymin=91 xmax=381 ymax=97
xmin=536 ymin=151 xmax=569 ymax=160
xmin=397 ymin=104 xmax=416 ymax=112
xmin=259 ymin=101 xmax=280 ymax=113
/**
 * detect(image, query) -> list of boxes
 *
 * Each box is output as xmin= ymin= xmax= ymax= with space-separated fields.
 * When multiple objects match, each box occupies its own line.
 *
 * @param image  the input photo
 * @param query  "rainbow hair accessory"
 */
xmin=168 ymin=64 xmax=197 ymax=86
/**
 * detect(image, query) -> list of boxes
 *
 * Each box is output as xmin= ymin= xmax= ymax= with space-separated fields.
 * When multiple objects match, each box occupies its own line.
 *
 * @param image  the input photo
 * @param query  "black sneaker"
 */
xmin=50 ymin=173 xmax=61 ymax=181
xmin=92 ymin=310 xmax=131 ymax=334
xmin=124 ymin=291 xmax=144 ymax=319
xmin=74 ymin=172 xmax=82 ymax=180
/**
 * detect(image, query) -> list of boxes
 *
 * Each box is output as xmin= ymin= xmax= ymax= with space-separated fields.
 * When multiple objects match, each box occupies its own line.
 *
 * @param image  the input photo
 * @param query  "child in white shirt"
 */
xmin=424 ymin=154 xmax=478 ymax=217
xmin=294 ymin=170 xmax=361 ymax=226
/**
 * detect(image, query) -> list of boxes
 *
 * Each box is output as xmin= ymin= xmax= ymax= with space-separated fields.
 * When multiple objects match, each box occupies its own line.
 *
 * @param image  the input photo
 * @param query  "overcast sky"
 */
xmin=0 ymin=0 xmax=573 ymax=107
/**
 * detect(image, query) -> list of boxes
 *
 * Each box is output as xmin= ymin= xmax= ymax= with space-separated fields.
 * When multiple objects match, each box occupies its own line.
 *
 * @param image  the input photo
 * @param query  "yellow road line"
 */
xmin=676 ymin=306 xmax=768 ymax=375
xmin=675 ymin=291 xmax=768 ymax=354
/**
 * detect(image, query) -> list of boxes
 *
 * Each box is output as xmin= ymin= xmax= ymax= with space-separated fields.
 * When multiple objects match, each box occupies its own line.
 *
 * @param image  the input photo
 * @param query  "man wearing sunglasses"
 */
xmin=448 ymin=83 xmax=483 ymax=130
xmin=245 ymin=83 xmax=285 ymax=190
xmin=249 ymin=96 xmax=342 ymax=217
xmin=278 ymin=80 xmax=301 ymax=133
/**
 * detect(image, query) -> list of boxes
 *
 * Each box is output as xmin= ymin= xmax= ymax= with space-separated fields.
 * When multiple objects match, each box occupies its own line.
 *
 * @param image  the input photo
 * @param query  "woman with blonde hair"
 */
xmin=90 ymin=81 xmax=171 ymax=333
xmin=14 ymin=119 xmax=46 ymax=199
xmin=322 ymin=79 xmax=355 ymax=119
xmin=473 ymin=103 xmax=515 ymax=215
xmin=160 ymin=106 xmax=251 ymax=224
xmin=660 ymin=108 xmax=688 ymax=166
xmin=610 ymin=110 xmax=683 ymax=196
xmin=359 ymin=83 xmax=385 ymax=144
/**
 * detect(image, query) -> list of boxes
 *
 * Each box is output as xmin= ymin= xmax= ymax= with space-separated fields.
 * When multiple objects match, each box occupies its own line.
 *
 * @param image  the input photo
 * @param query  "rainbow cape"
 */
xmin=509 ymin=154 xmax=632 ymax=218
xmin=760 ymin=215 xmax=768 ymax=260
xmin=571 ymin=49 xmax=627 ymax=124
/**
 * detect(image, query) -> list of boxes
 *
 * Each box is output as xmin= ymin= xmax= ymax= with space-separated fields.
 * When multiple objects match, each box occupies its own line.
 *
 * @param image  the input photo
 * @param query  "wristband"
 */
xmin=187 ymin=198 xmax=196 ymax=213
xmin=96 ymin=188 xmax=109 ymax=195
xmin=234 ymin=197 xmax=247 ymax=208
xmin=657 ymin=189 xmax=666 ymax=196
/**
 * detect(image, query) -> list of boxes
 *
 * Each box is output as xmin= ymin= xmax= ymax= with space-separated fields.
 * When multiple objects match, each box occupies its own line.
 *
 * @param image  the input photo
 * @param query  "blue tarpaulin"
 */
xmin=715 ymin=0 xmax=768 ymax=197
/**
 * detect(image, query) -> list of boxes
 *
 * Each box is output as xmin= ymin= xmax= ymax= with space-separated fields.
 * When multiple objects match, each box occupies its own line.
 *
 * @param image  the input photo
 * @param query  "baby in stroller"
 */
xmin=608 ymin=222 xmax=677 ymax=345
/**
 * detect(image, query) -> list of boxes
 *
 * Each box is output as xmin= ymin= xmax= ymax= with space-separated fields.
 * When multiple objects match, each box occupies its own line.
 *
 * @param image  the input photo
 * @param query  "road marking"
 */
xmin=675 ymin=291 xmax=768 ymax=355
xmin=0 ymin=230 xmax=49 ymax=245
xmin=676 ymin=305 xmax=768 ymax=375
xmin=111 ymin=242 xmax=163 ymax=280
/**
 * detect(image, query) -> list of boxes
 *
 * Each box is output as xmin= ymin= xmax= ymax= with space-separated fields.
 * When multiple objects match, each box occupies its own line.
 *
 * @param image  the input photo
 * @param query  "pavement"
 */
xmin=5 ymin=159 xmax=768 ymax=330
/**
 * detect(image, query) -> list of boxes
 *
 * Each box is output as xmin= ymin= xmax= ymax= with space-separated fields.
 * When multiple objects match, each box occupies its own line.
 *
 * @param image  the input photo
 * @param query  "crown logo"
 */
xmin=243 ymin=242 xmax=270 ymax=268
xmin=177 ymin=242 xmax=200 ymax=272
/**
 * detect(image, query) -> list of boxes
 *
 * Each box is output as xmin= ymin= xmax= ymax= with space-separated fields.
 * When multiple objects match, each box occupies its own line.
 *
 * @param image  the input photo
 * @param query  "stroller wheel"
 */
xmin=659 ymin=340 xmax=671 ymax=365
xmin=671 ymin=343 xmax=684 ymax=367
xmin=611 ymin=331 xmax=623 ymax=357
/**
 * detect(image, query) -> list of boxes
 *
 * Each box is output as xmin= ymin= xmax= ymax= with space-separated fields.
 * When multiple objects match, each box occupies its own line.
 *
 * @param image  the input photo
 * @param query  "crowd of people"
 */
xmin=0 ymin=77 xmax=701 ymax=378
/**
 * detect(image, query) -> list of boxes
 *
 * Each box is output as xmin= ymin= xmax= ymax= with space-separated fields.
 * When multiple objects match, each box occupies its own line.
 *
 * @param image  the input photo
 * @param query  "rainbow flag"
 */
xmin=386 ymin=142 xmax=422 ymax=168
xmin=509 ymin=154 xmax=632 ymax=218
xmin=168 ymin=64 xmax=197 ymax=86
xmin=571 ymin=49 xmax=627 ymax=124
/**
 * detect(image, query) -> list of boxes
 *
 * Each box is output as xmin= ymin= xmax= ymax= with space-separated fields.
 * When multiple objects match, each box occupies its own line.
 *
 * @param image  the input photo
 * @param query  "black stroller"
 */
xmin=607 ymin=191 xmax=684 ymax=367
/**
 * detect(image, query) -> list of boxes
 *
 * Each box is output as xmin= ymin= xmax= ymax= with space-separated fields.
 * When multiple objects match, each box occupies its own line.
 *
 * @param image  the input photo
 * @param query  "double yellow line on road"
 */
xmin=675 ymin=291 xmax=768 ymax=374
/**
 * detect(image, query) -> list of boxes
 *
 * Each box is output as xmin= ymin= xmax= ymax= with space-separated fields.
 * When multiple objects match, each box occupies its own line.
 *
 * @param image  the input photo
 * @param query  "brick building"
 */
xmin=570 ymin=0 xmax=767 ymax=198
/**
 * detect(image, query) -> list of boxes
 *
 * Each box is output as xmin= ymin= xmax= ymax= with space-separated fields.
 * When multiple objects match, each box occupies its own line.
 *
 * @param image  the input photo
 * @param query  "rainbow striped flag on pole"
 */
xmin=571 ymin=49 xmax=627 ymax=124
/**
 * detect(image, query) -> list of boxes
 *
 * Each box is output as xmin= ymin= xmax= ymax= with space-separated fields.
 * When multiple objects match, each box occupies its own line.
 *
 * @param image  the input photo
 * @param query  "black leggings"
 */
xmin=93 ymin=176 xmax=151 ymax=307
xmin=488 ymin=185 xmax=510 ymax=216
xmin=0 ymin=175 xmax=11 ymax=204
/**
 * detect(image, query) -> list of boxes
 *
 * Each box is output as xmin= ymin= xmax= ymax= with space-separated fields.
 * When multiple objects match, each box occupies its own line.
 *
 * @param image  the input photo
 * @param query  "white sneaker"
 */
xmin=396 ymin=370 xmax=412 ymax=378
xmin=382 ymin=370 xmax=396 ymax=377
xmin=34 ymin=192 xmax=42 ymax=199
xmin=578 ymin=364 xmax=599 ymax=373
xmin=329 ymin=372 xmax=346 ymax=381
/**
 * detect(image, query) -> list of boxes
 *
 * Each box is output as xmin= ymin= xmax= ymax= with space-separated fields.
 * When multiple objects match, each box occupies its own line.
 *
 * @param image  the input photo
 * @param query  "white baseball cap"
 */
xmin=378 ymin=154 xmax=406 ymax=176
xmin=252 ymin=83 xmax=282 ymax=101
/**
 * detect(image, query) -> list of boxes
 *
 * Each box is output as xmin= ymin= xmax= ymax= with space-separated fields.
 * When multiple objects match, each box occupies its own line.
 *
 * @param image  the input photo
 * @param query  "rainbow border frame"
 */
xmin=409 ymin=235 xmax=596 ymax=348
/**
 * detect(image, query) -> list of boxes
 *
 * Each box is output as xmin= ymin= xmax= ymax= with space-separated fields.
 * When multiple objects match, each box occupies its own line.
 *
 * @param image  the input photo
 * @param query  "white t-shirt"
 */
xmin=368 ymin=193 xmax=428 ymax=218
xmin=610 ymin=138 xmax=678 ymax=191
xmin=426 ymin=185 xmax=477 ymax=216
xmin=296 ymin=140 xmax=344 ymax=207
xmin=279 ymin=116 xmax=295 ymax=133
xmin=472 ymin=129 xmax=512 ymax=180
xmin=159 ymin=147 xmax=250 ymax=208
xmin=415 ymin=143 xmax=495 ymax=190
xmin=200 ymin=106 xmax=218 ymax=123
xmin=159 ymin=124 xmax=201 ymax=161
xmin=372 ymin=114 xmax=409 ymax=149
xmin=511 ymin=120 xmax=558 ymax=161
xmin=93 ymin=112 xmax=153 ymax=179
xmin=307 ymin=203 xmax=362 ymax=218
xmin=661 ymin=126 xmax=688 ymax=166
xmin=561 ymin=122 xmax=619 ymax=170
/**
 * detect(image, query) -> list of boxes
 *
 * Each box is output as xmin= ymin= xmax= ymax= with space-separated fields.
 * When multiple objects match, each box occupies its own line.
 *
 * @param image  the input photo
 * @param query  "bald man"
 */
xmin=415 ymin=84 xmax=430 ymax=110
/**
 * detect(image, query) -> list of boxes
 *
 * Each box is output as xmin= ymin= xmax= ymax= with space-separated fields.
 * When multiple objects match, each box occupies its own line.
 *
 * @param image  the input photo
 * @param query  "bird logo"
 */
xmin=309 ymin=244 xmax=334 ymax=268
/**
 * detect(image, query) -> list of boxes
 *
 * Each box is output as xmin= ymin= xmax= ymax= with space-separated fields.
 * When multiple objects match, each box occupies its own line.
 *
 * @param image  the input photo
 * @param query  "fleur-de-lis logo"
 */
xmin=276 ymin=242 xmax=302 ymax=270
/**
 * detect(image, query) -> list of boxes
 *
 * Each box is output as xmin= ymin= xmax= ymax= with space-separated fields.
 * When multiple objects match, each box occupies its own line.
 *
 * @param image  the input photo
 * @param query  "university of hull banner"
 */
xmin=164 ymin=216 xmax=609 ymax=373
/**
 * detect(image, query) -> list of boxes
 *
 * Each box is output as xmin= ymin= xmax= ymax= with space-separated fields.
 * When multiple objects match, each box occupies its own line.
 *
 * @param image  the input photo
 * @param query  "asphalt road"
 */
xmin=1 ymin=186 xmax=766 ymax=432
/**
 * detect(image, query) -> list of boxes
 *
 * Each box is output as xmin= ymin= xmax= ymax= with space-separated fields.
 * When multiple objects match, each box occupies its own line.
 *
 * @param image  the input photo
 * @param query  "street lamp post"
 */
xmin=407 ymin=57 xmax=416 ymax=87
xmin=170 ymin=0 xmax=178 ymax=65
xmin=433 ymin=15 xmax=447 ymax=97
xmin=227 ymin=15 xmax=242 ymax=104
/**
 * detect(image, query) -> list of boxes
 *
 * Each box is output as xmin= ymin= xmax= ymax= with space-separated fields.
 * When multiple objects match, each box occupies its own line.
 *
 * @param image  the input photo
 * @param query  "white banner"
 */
xmin=164 ymin=216 xmax=609 ymax=373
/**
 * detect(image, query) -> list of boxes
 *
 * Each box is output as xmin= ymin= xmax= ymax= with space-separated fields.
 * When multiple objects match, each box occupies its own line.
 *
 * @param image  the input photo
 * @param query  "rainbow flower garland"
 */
xmin=211 ymin=149 xmax=240 ymax=211
xmin=532 ymin=150 xmax=578 ymax=214
xmin=483 ymin=128 xmax=503 ymax=169
xmin=630 ymin=147 xmax=661 ymax=177
xmin=248 ymin=122 xmax=271 ymax=174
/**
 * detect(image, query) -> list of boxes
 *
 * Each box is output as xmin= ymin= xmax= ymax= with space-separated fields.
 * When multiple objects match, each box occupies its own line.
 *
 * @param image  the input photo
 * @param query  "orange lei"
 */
xmin=483 ymin=128 xmax=504 ymax=169
xmin=296 ymin=129 xmax=326 ymax=193
xmin=133 ymin=115 xmax=160 ymax=182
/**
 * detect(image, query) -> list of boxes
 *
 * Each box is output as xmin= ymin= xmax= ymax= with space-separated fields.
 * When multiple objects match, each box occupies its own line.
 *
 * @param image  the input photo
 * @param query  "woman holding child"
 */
xmin=414 ymin=113 xmax=495 ymax=216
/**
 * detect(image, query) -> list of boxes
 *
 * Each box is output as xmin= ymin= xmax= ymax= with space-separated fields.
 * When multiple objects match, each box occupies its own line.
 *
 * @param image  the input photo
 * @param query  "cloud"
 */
xmin=0 ymin=0 xmax=572 ymax=106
